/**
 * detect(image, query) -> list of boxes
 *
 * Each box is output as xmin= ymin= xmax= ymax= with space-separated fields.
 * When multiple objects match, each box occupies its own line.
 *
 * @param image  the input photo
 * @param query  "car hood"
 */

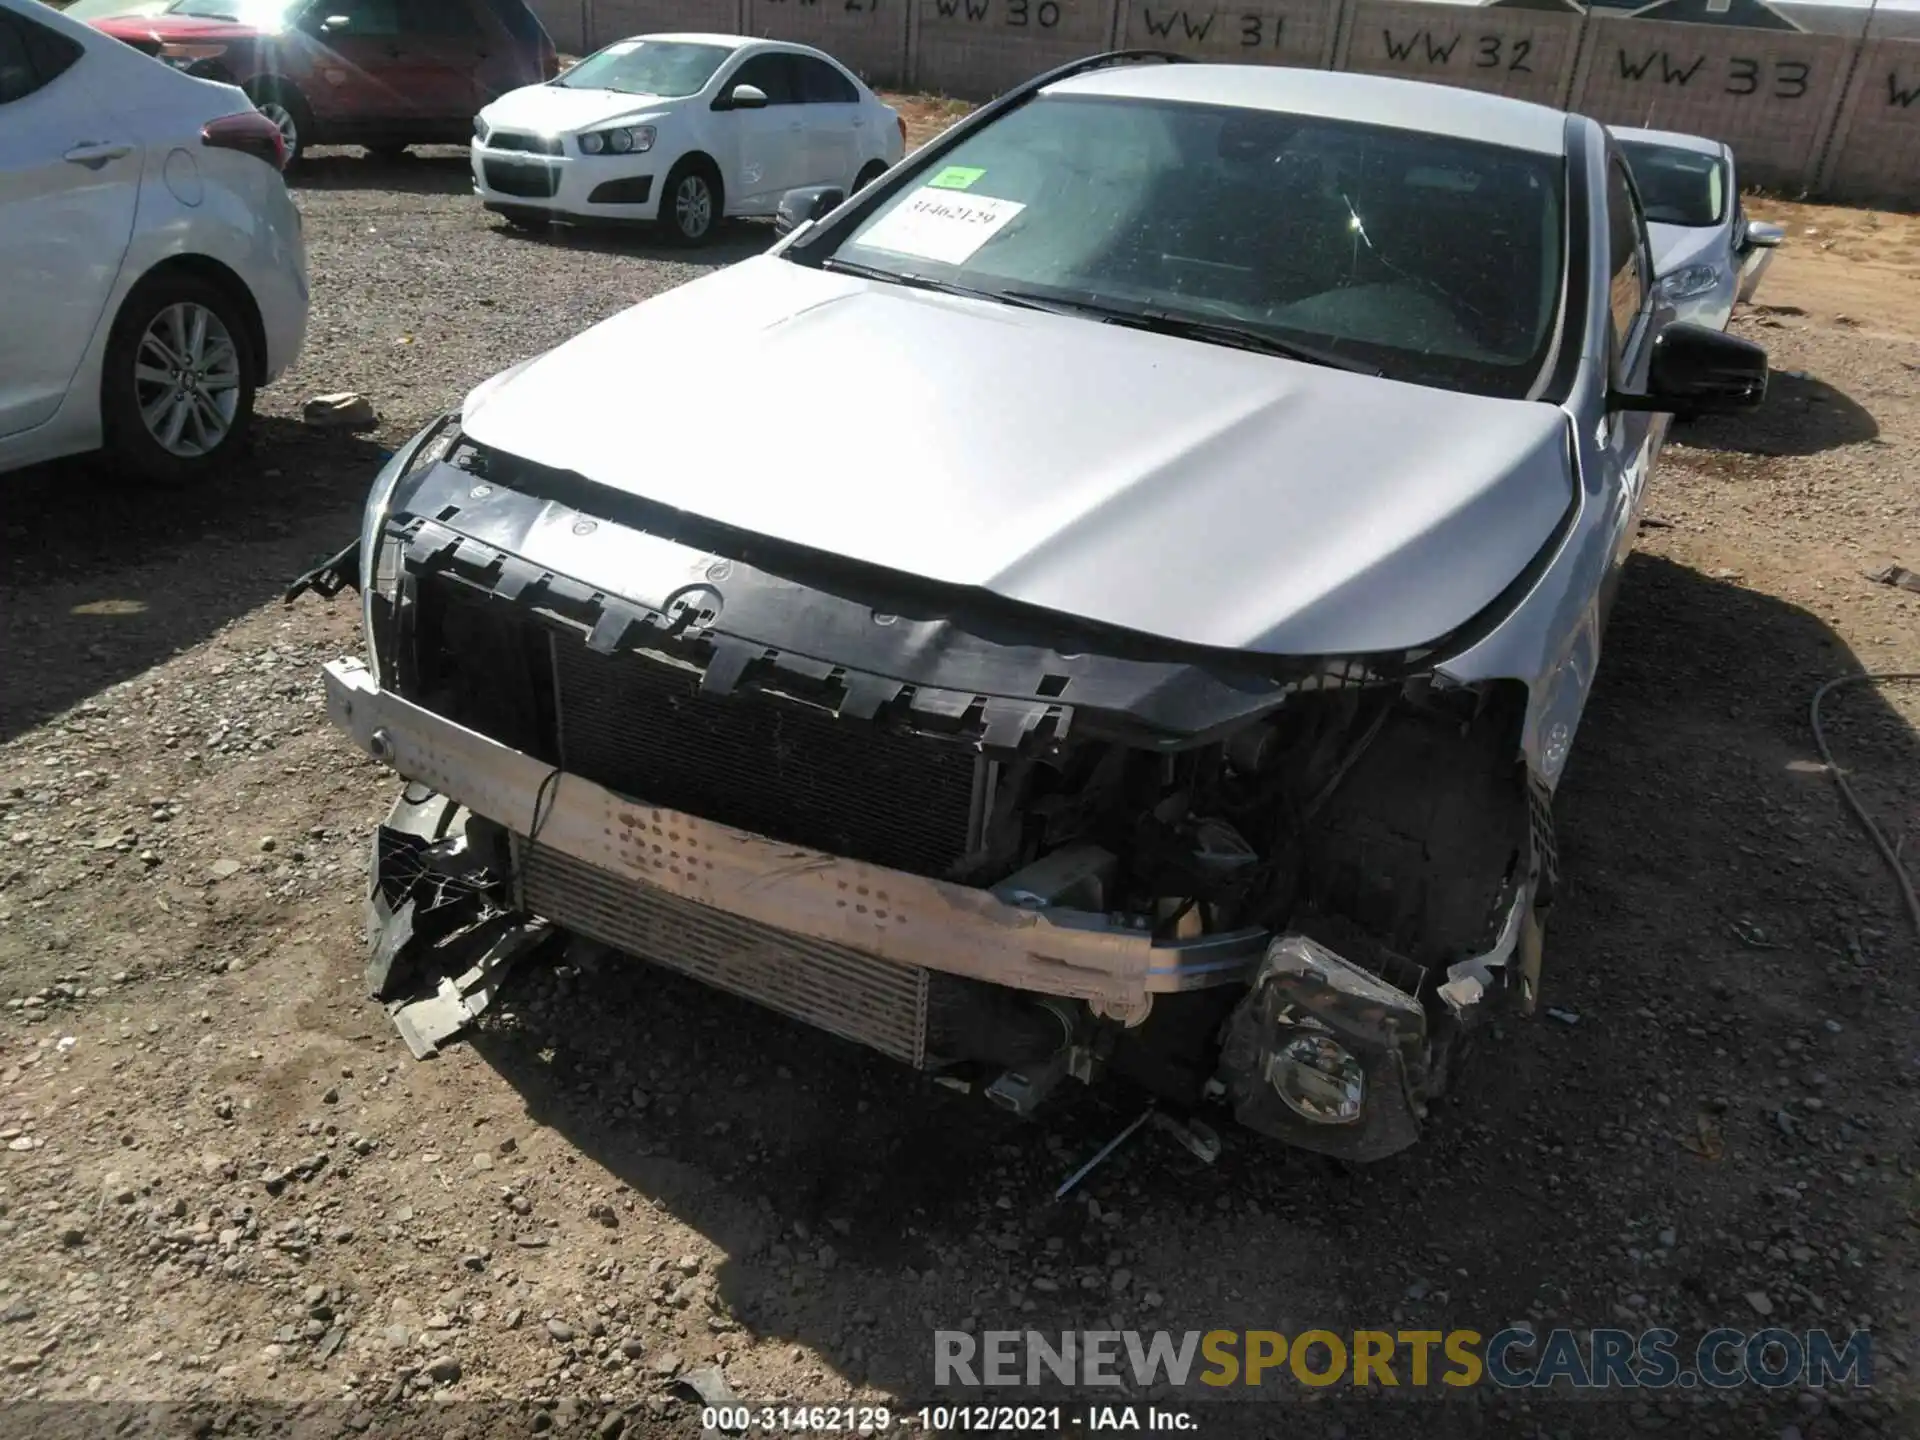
xmin=459 ymin=257 xmax=1575 ymax=657
xmin=481 ymin=82 xmax=675 ymax=134
xmin=94 ymin=13 xmax=263 ymax=39
xmin=1648 ymin=221 xmax=1728 ymax=280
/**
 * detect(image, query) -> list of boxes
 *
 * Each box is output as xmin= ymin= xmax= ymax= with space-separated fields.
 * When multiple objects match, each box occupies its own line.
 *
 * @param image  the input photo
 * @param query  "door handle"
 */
xmin=65 ymin=142 xmax=131 ymax=169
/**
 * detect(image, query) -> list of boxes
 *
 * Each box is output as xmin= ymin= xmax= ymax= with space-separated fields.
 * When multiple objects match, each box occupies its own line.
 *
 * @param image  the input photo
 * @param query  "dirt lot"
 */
xmin=0 ymin=132 xmax=1916 ymax=1440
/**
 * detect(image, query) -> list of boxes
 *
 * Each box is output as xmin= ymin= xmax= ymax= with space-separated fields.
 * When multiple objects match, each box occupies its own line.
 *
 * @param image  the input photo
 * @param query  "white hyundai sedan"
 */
xmin=0 ymin=0 xmax=308 ymax=484
xmin=472 ymin=33 xmax=906 ymax=245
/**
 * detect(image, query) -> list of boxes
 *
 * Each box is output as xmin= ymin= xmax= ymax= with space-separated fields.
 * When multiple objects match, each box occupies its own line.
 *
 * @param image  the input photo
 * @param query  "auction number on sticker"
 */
xmin=704 ymin=1407 xmax=894 ymax=1432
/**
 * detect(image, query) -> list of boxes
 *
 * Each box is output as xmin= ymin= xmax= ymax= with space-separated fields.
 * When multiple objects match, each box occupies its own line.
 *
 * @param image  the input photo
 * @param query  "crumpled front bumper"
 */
xmin=322 ymin=656 xmax=1267 ymax=1011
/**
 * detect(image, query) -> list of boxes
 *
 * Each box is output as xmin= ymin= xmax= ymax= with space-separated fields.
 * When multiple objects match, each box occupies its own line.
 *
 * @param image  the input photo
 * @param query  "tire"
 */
xmin=660 ymin=157 xmax=722 ymax=247
xmin=243 ymin=80 xmax=311 ymax=169
xmin=853 ymin=160 xmax=887 ymax=193
xmin=99 ymin=272 xmax=258 ymax=487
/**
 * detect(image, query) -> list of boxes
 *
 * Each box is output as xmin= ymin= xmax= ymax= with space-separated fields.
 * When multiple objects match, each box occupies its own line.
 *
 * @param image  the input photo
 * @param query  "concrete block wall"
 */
xmin=1338 ymin=2 xmax=1581 ymax=108
xmin=911 ymin=0 xmax=1118 ymax=98
xmin=744 ymin=0 xmax=910 ymax=87
xmin=530 ymin=0 xmax=1920 ymax=208
xmin=1115 ymin=1 xmax=1340 ymax=71
xmin=1818 ymin=37 xmax=1920 ymax=207
xmin=1566 ymin=18 xmax=1855 ymax=192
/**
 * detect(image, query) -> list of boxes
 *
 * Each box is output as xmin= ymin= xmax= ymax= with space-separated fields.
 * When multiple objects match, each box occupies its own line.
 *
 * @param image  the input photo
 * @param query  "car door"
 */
xmin=466 ymin=0 xmax=536 ymax=105
xmin=299 ymin=0 xmax=415 ymax=128
xmin=0 ymin=6 xmax=139 ymax=439
xmin=1595 ymin=152 xmax=1658 ymax=627
xmin=392 ymin=0 xmax=485 ymax=126
xmin=789 ymin=54 xmax=861 ymax=189
xmin=712 ymin=51 xmax=804 ymax=211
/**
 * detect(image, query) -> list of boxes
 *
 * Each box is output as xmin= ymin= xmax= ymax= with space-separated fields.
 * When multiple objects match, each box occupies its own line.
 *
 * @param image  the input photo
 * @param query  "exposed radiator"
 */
xmin=518 ymin=841 xmax=929 ymax=1067
xmin=550 ymin=639 xmax=988 ymax=877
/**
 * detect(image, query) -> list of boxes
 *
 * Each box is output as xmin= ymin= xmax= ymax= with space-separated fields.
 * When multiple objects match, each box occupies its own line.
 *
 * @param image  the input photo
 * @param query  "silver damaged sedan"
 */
xmin=296 ymin=54 xmax=1770 ymax=1162
xmin=1613 ymin=125 xmax=1785 ymax=334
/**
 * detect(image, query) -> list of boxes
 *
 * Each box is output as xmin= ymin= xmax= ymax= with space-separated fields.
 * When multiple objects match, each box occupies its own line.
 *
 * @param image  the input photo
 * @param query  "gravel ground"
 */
xmin=0 ymin=140 xmax=1915 ymax=1440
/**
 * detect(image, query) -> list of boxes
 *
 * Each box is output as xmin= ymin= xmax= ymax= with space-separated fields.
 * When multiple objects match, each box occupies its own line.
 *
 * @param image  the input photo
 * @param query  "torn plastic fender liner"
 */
xmin=365 ymin=787 xmax=510 ymax=999
xmin=1219 ymin=935 xmax=1431 ymax=1163
xmin=285 ymin=537 xmax=362 ymax=603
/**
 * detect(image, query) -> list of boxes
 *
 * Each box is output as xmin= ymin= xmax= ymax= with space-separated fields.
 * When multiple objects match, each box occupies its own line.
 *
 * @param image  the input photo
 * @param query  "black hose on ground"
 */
xmin=1810 ymin=672 xmax=1920 ymax=939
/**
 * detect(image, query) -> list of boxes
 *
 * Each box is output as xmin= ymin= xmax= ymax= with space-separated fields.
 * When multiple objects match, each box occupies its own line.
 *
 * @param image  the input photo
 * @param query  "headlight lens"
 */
xmin=473 ymin=115 xmax=488 ymax=142
xmin=1267 ymin=1021 xmax=1366 ymax=1125
xmin=580 ymin=124 xmax=653 ymax=156
xmin=1659 ymin=264 xmax=1721 ymax=302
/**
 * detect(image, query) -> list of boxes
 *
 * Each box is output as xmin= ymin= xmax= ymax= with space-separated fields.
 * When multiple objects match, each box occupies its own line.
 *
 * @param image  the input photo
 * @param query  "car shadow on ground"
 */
xmin=1673 ymin=367 xmax=1879 ymax=456
xmin=487 ymin=216 xmax=778 ymax=265
xmin=460 ymin=548 xmax=1915 ymax=1414
xmin=293 ymin=147 xmax=474 ymax=196
xmin=0 ymin=416 xmax=386 ymax=744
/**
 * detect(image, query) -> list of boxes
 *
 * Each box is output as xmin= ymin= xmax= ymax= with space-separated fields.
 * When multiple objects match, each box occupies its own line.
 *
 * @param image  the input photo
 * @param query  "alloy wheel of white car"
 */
xmin=670 ymin=170 xmax=715 ymax=244
xmin=135 ymin=301 xmax=243 ymax=458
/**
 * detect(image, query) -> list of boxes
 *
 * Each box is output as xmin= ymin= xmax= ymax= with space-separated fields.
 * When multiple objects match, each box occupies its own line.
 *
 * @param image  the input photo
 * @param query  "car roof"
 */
xmin=1045 ymin=63 xmax=1569 ymax=157
xmin=1609 ymin=125 xmax=1728 ymax=159
xmin=626 ymin=33 xmax=855 ymax=66
xmin=630 ymin=33 xmax=755 ymax=48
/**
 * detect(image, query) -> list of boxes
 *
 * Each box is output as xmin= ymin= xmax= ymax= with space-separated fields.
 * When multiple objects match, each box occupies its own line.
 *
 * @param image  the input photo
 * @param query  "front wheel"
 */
xmin=99 ymin=273 xmax=258 ymax=486
xmin=660 ymin=159 xmax=722 ymax=247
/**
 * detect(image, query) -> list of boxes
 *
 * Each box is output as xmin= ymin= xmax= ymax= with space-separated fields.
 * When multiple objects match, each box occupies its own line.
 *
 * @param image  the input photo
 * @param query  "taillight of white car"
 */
xmin=204 ymin=109 xmax=289 ymax=173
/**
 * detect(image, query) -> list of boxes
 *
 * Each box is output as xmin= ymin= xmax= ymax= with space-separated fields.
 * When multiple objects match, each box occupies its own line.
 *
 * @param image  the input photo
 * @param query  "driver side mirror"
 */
xmin=714 ymin=83 xmax=767 ymax=112
xmin=1742 ymin=220 xmax=1785 ymax=251
xmin=1613 ymin=321 xmax=1767 ymax=415
xmin=774 ymin=184 xmax=845 ymax=236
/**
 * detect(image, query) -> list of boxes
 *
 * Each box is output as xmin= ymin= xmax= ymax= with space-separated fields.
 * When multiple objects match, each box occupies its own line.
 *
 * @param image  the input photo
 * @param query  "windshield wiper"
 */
xmin=819 ymin=259 xmax=1080 ymax=315
xmin=997 ymin=291 xmax=1381 ymax=376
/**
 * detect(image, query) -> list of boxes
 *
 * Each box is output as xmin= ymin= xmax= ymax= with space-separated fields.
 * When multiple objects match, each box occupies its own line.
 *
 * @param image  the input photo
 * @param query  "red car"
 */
xmin=85 ymin=0 xmax=558 ymax=166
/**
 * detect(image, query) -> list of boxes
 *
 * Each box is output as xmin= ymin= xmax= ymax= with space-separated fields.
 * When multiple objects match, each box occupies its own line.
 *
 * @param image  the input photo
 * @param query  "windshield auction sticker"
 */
xmin=927 ymin=164 xmax=986 ymax=190
xmin=855 ymin=188 xmax=1024 ymax=266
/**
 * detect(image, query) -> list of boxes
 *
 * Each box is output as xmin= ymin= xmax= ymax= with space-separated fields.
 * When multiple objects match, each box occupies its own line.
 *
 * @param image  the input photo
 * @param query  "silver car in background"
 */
xmin=299 ymin=55 xmax=1771 ymax=1163
xmin=1613 ymin=126 xmax=1784 ymax=332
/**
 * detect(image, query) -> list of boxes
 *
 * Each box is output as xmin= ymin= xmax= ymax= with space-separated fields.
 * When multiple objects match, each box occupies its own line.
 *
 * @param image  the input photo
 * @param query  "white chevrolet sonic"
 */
xmin=0 ymin=0 xmax=308 ymax=484
xmin=472 ymin=32 xmax=906 ymax=245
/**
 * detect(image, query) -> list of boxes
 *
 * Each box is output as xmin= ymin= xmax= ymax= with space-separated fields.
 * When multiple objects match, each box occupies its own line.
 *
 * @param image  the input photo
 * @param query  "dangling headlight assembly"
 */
xmin=1218 ymin=935 xmax=1431 ymax=1162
